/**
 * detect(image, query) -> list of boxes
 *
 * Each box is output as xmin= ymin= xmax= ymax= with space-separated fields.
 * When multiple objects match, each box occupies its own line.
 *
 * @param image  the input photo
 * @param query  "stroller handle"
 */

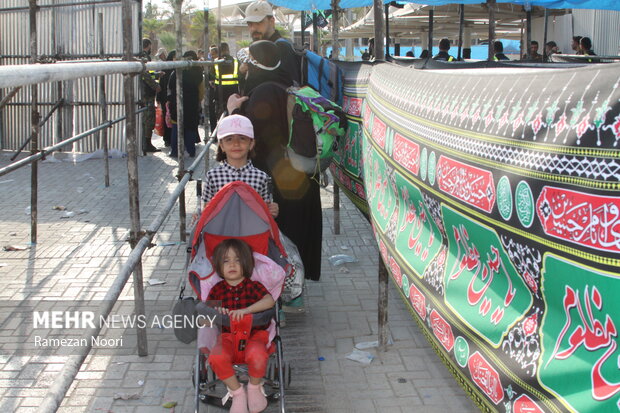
xmin=195 ymin=301 xmax=275 ymax=328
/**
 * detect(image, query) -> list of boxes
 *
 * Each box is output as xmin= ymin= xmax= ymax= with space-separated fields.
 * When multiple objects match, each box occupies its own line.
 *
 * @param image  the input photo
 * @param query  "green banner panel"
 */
xmin=331 ymin=61 xmax=620 ymax=413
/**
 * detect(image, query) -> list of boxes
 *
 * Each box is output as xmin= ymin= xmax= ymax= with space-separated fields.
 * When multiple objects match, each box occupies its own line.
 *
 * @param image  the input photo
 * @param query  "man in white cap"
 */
xmin=244 ymin=1 xmax=300 ymax=85
xmin=156 ymin=47 xmax=167 ymax=61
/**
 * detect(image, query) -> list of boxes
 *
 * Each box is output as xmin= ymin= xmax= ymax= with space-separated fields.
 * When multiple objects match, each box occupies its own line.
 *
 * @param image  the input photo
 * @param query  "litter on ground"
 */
xmin=346 ymin=348 xmax=374 ymax=365
xmin=328 ymin=254 xmax=358 ymax=266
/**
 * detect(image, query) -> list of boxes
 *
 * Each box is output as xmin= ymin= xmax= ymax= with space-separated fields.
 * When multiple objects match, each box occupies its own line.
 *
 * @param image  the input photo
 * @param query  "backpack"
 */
xmin=269 ymin=82 xmax=347 ymax=176
xmin=275 ymin=38 xmax=344 ymax=106
xmin=302 ymin=50 xmax=344 ymax=106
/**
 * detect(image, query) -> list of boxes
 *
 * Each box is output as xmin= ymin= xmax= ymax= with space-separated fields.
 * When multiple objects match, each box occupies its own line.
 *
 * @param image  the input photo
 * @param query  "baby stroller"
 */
xmin=187 ymin=181 xmax=291 ymax=412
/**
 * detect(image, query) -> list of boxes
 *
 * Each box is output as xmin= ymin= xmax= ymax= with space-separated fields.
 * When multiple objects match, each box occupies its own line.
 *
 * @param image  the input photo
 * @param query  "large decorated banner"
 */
xmin=331 ymin=61 xmax=620 ymax=412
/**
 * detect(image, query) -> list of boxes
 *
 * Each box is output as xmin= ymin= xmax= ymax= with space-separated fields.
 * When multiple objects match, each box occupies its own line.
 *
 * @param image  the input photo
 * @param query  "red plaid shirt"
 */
xmin=207 ymin=278 xmax=269 ymax=311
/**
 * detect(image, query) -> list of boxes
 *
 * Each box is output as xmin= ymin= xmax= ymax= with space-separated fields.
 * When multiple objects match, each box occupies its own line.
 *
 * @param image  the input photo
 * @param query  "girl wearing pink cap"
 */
xmin=201 ymin=114 xmax=279 ymax=217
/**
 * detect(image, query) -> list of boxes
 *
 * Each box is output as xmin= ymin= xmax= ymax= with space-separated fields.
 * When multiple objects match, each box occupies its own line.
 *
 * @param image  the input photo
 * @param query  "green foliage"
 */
xmin=275 ymin=25 xmax=290 ymax=39
xmin=187 ymin=11 xmax=218 ymax=50
xmin=143 ymin=18 xmax=166 ymax=42
xmin=141 ymin=1 xmax=218 ymax=53
xmin=237 ymin=40 xmax=251 ymax=49
xmin=158 ymin=32 xmax=177 ymax=52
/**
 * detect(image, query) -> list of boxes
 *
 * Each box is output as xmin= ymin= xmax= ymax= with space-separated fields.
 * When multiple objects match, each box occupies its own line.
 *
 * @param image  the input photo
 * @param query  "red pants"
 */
xmin=208 ymin=330 xmax=270 ymax=380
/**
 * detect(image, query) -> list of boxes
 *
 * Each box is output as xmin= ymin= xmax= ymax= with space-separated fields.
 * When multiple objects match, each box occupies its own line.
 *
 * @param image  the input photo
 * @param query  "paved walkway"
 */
xmin=0 ymin=137 xmax=476 ymax=412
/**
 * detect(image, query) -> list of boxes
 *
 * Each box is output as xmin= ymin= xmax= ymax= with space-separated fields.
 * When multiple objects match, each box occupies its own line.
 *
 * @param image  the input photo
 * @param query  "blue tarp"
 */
xmin=270 ymin=0 xmax=620 ymax=12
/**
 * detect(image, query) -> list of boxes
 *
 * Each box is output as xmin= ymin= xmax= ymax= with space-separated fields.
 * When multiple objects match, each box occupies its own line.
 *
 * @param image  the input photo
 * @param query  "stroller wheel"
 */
xmin=192 ymin=353 xmax=209 ymax=387
xmin=266 ymin=358 xmax=292 ymax=389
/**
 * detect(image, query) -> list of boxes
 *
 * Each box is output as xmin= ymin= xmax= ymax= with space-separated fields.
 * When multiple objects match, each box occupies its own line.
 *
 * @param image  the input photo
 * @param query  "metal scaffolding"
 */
xmin=0 ymin=1 xmax=216 ymax=411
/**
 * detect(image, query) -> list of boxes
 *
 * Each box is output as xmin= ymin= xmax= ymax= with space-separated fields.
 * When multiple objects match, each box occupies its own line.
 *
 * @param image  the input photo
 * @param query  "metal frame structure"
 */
xmin=0 ymin=0 xmax=141 ymax=154
xmin=0 ymin=1 xmax=219 ymax=411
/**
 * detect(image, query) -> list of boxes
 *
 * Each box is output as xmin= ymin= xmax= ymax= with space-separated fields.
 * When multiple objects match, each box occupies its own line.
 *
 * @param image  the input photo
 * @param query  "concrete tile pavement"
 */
xmin=0 ymin=138 xmax=476 ymax=412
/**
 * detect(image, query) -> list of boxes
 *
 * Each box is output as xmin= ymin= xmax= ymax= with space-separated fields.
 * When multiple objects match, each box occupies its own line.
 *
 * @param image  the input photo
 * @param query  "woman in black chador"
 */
xmin=227 ymin=40 xmax=323 ymax=281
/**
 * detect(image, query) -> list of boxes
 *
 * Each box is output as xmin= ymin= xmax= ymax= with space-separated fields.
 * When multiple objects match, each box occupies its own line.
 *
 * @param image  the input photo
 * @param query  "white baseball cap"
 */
xmin=217 ymin=115 xmax=254 ymax=140
xmin=244 ymin=1 xmax=273 ymax=23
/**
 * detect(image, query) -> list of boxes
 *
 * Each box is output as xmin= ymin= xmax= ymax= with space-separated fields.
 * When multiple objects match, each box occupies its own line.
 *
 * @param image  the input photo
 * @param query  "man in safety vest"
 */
xmin=211 ymin=42 xmax=240 ymax=118
xmin=492 ymin=41 xmax=510 ymax=61
xmin=433 ymin=38 xmax=455 ymax=62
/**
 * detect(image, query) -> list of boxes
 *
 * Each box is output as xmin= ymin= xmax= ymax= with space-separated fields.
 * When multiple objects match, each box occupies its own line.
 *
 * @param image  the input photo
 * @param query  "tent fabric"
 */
xmin=270 ymin=0 xmax=620 ymax=12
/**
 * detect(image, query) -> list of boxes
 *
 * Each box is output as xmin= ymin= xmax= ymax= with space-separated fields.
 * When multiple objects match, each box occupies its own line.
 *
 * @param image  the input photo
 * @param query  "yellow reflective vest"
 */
xmin=214 ymin=59 xmax=239 ymax=86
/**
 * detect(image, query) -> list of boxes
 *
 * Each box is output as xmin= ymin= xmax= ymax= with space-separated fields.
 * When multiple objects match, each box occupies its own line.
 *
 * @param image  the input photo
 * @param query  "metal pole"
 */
xmin=138 ymin=0 xmax=143 ymax=44
xmin=52 ymin=2 xmax=63 ymax=149
xmin=217 ymin=0 xmax=221 ymax=50
xmin=10 ymin=99 xmax=63 ymax=161
xmin=202 ymin=7 xmax=209 ymax=132
xmin=458 ymin=4 xmax=464 ymax=61
xmin=526 ymin=8 xmax=532 ymax=60
xmin=301 ymin=11 xmax=306 ymax=46
xmin=0 ymin=87 xmax=22 ymax=110
xmin=175 ymin=0 xmax=187 ymax=243
xmin=29 ymin=0 xmax=39 ymax=245
xmin=373 ymin=0 xmax=385 ymax=60
xmin=520 ymin=18 xmax=524 ymax=59
xmin=333 ymin=181 xmax=340 ymax=235
xmin=312 ymin=12 xmax=319 ymax=53
xmin=0 ymin=60 xmax=212 ymax=91
xmin=98 ymin=13 xmax=110 ymax=187
xmin=378 ymin=253 xmax=389 ymax=351
xmin=0 ymin=110 xmax=145 ymax=178
xmin=331 ymin=0 xmax=340 ymax=60
xmin=1 ymin=0 xmax=120 ymax=12
xmin=428 ymin=9 xmax=433 ymax=57
xmin=542 ymin=8 xmax=549 ymax=61
xmin=122 ymin=0 xmax=148 ymax=357
xmin=346 ymin=9 xmax=354 ymax=61
xmin=384 ymin=3 xmax=390 ymax=59
xmin=487 ymin=0 xmax=496 ymax=61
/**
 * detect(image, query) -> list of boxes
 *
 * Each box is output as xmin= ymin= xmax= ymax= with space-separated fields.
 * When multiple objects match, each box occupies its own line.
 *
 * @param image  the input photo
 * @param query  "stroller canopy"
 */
xmin=188 ymin=181 xmax=289 ymax=299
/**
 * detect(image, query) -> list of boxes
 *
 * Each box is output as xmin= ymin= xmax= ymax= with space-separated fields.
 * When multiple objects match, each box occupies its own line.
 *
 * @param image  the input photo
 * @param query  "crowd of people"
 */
xmin=381 ymin=35 xmax=597 ymax=63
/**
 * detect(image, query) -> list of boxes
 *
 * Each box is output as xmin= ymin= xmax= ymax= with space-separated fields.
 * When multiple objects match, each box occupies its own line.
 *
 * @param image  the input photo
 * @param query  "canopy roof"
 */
xmin=333 ymin=3 xmax=563 ymax=40
xmin=270 ymin=0 xmax=620 ymax=12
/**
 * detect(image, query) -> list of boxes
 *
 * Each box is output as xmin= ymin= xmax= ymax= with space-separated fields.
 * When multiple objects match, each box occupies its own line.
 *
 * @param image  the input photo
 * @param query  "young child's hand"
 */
xmin=214 ymin=306 xmax=229 ymax=315
xmin=268 ymin=202 xmax=279 ymax=218
xmin=228 ymin=308 xmax=250 ymax=322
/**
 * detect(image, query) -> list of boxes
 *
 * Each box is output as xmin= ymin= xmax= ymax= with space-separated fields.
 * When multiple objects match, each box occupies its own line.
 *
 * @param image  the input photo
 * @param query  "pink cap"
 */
xmin=217 ymin=114 xmax=254 ymax=140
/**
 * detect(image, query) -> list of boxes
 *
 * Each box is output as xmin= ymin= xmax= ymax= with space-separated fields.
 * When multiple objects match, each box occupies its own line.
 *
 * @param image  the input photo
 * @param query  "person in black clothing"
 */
xmin=493 ymin=41 xmax=510 ymax=61
xmin=433 ymin=38 xmax=455 ymax=61
xmin=227 ymin=40 xmax=323 ymax=282
xmin=572 ymin=36 xmax=583 ymax=55
xmin=140 ymin=38 xmax=161 ymax=154
xmin=580 ymin=37 xmax=596 ymax=56
xmin=244 ymin=1 xmax=301 ymax=85
xmin=545 ymin=41 xmax=559 ymax=62
xmin=580 ymin=37 xmax=598 ymax=63
xmin=523 ymin=40 xmax=543 ymax=61
xmin=156 ymin=50 xmax=176 ymax=147
xmin=167 ymin=51 xmax=204 ymax=158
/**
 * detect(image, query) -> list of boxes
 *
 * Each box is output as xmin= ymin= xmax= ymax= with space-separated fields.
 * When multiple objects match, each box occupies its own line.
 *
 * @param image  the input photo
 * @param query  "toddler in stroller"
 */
xmin=188 ymin=181 xmax=290 ymax=413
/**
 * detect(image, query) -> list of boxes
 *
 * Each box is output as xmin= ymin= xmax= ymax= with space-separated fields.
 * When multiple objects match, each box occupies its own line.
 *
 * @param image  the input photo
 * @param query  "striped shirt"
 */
xmin=202 ymin=160 xmax=272 ymax=204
